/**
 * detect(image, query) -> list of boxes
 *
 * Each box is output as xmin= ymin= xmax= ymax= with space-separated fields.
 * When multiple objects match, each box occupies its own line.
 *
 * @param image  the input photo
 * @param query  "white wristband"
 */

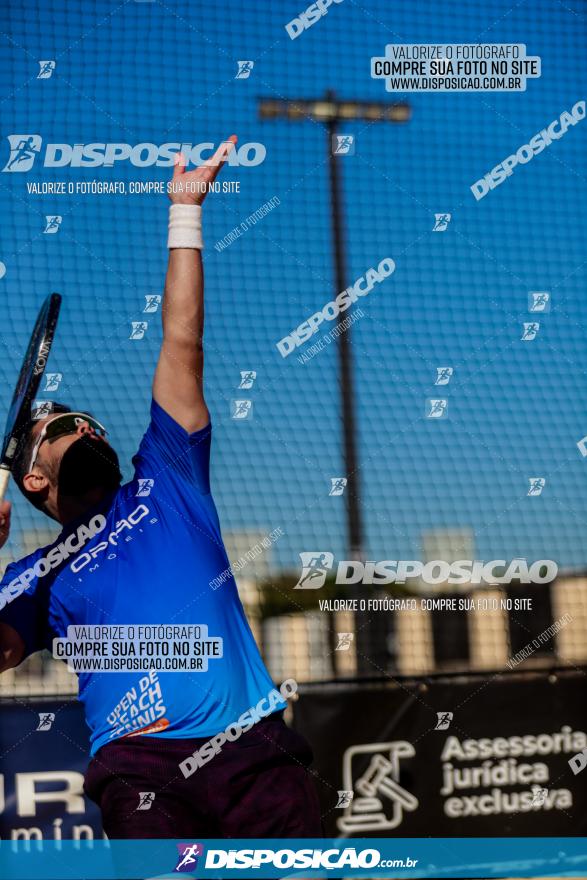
xmin=168 ymin=204 xmax=203 ymax=250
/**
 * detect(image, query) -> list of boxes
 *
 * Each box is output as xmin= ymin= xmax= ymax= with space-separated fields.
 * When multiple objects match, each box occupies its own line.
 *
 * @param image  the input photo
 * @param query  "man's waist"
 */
xmin=95 ymin=709 xmax=285 ymax=755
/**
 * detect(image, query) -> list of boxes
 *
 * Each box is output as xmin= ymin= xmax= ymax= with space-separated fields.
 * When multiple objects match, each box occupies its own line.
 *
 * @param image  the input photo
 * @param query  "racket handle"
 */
xmin=0 ymin=466 xmax=11 ymax=503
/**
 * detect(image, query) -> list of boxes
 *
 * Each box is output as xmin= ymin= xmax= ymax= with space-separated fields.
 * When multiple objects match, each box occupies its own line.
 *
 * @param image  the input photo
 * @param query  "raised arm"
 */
xmin=153 ymin=136 xmax=237 ymax=433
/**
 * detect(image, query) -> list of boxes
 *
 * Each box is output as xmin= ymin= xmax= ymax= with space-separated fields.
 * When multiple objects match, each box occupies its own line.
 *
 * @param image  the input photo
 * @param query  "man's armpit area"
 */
xmin=0 ymin=622 xmax=25 ymax=672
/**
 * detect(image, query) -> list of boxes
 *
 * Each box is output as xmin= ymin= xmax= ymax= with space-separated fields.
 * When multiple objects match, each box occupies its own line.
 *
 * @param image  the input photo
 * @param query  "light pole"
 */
xmin=259 ymin=92 xmax=411 ymax=673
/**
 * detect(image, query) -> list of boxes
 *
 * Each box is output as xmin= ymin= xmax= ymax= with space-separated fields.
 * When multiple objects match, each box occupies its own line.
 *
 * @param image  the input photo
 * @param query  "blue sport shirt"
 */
xmin=0 ymin=400 xmax=285 ymax=754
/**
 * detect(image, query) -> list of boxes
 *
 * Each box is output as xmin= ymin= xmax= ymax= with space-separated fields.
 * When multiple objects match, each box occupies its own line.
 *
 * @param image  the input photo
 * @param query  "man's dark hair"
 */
xmin=11 ymin=402 xmax=72 ymax=511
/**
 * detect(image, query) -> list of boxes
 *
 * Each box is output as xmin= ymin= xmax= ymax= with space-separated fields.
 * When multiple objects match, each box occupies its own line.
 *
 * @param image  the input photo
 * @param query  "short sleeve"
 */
xmin=132 ymin=398 xmax=212 ymax=495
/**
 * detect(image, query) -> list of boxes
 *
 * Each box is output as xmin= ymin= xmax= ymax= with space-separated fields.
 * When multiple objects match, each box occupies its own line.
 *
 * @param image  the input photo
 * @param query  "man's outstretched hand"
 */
xmin=0 ymin=500 xmax=11 ymax=550
xmin=169 ymin=136 xmax=237 ymax=205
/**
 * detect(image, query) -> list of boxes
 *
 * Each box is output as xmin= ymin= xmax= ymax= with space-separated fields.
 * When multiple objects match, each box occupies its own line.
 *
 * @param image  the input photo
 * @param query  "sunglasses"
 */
xmin=27 ymin=412 xmax=108 ymax=474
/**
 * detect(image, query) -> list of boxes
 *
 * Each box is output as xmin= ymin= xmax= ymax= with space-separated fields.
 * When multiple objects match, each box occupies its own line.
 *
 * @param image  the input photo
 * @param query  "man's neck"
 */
xmin=55 ymin=488 xmax=114 ymax=526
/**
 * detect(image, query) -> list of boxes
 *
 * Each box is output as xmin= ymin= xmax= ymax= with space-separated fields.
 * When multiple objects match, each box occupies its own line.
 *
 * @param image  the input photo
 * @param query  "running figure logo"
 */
xmin=530 ymin=787 xmax=548 ymax=806
xmin=521 ymin=322 xmax=539 ymax=341
xmin=432 ymin=213 xmax=451 ymax=232
xmin=335 ymin=632 xmax=354 ymax=651
xmin=434 ymin=367 xmax=453 ymax=386
xmin=435 ymin=712 xmax=453 ymax=730
xmin=426 ymin=398 xmax=448 ymax=419
xmin=36 ymin=712 xmax=55 ymax=731
xmin=136 ymin=791 xmax=155 ymax=811
xmin=528 ymin=477 xmax=546 ymax=496
xmin=37 ymin=60 xmax=56 ymax=79
xmin=337 ymin=741 xmax=418 ymax=833
xmin=3 ymin=135 xmax=42 ymax=172
xmin=144 ymin=295 xmax=162 ymax=313
xmin=44 ymin=215 xmax=62 ymax=234
xmin=528 ymin=291 xmax=550 ymax=313
xmin=130 ymin=321 xmax=148 ymax=340
xmin=44 ymin=372 xmax=62 ymax=392
xmin=332 ymin=135 xmax=355 ymax=155
xmin=329 ymin=477 xmax=347 ymax=496
xmin=231 ymin=399 xmax=253 ymax=419
xmin=336 ymin=790 xmax=354 ymax=808
xmin=32 ymin=400 xmax=54 ymax=420
xmin=236 ymin=61 xmax=254 ymax=79
xmin=294 ymin=552 xmax=334 ymax=589
xmin=175 ymin=843 xmax=204 ymax=873
xmin=238 ymin=370 xmax=257 ymax=389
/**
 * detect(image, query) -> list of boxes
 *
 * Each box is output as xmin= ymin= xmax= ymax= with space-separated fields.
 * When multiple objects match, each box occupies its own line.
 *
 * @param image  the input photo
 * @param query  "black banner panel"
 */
xmin=292 ymin=668 xmax=587 ymax=837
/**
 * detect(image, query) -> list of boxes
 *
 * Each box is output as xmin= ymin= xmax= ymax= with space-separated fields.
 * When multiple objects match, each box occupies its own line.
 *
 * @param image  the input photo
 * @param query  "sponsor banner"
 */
xmin=292 ymin=668 xmax=587 ymax=836
xmin=0 ymin=837 xmax=586 ymax=878
xmin=0 ymin=700 xmax=102 ymax=842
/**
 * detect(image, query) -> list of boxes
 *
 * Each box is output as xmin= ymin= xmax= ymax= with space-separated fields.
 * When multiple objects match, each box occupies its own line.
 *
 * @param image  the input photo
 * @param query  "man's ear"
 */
xmin=22 ymin=469 xmax=50 ymax=497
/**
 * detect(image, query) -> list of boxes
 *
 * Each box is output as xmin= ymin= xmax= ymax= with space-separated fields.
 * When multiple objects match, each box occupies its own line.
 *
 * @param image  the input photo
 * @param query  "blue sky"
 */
xmin=1 ymin=0 xmax=586 ymax=570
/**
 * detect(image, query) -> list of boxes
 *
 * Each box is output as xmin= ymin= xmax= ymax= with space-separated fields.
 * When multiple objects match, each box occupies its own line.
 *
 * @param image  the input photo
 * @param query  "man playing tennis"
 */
xmin=0 ymin=137 xmax=322 ymax=839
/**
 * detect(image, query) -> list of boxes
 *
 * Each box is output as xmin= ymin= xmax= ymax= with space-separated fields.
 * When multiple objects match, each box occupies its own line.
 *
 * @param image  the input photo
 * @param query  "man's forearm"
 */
xmin=162 ymin=247 xmax=205 ymax=354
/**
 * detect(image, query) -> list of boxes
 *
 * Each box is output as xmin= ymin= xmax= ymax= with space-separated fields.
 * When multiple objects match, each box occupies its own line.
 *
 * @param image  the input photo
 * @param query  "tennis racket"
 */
xmin=0 ymin=293 xmax=62 ymax=502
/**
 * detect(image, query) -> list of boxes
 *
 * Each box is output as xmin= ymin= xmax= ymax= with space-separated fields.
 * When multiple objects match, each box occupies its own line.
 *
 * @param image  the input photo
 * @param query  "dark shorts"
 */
xmin=84 ymin=713 xmax=323 ymax=839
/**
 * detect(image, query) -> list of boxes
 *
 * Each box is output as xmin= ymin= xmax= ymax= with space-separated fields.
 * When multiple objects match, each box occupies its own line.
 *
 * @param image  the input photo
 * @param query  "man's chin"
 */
xmin=58 ymin=480 xmax=121 ymax=509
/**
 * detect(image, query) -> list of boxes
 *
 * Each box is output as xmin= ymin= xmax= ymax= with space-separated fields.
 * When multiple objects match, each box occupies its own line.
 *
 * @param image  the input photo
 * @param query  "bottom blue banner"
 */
xmin=0 ymin=838 xmax=585 ymax=879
